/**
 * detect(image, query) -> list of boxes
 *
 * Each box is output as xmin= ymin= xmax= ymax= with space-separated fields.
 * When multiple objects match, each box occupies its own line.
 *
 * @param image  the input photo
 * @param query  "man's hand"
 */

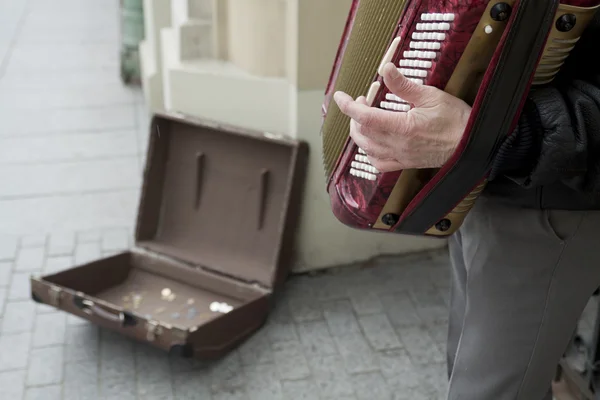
xmin=333 ymin=62 xmax=472 ymax=172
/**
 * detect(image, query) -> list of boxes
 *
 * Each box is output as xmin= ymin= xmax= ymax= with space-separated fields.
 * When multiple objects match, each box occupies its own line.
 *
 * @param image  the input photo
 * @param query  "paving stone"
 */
xmin=0 ymin=235 xmax=18 ymax=260
xmin=349 ymin=290 xmax=384 ymax=315
xmin=64 ymin=360 xmax=100 ymax=400
xmin=44 ymin=255 xmax=73 ymax=274
xmin=409 ymin=284 xmax=449 ymax=324
xmin=352 ymin=371 xmax=393 ymax=400
xmin=242 ymin=363 xmax=283 ymax=400
xmin=397 ymin=326 xmax=445 ymax=366
xmin=101 ymin=227 xmax=130 ymax=252
xmin=0 ymin=288 xmax=6 ymax=317
xmin=272 ymin=340 xmax=311 ymax=381
xmin=137 ymin=380 xmax=174 ymax=400
xmin=74 ymin=242 xmax=101 ymax=265
xmin=0 ymin=261 xmax=11 ymax=286
xmin=33 ymin=312 xmax=67 ymax=347
xmin=77 ymin=229 xmax=102 ymax=244
xmin=288 ymin=294 xmax=323 ymax=323
xmin=100 ymin=330 xmax=135 ymax=378
xmin=427 ymin=321 xmax=449 ymax=353
xmin=0 ymin=370 xmax=26 ymax=400
xmin=334 ymin=331 xmax=380 ymax=375
xmin=209 ymin=351 xmax=245 ymax=393
xmin=380 ymin=291 xmax=422 ymax=327
xmin=100 ymin=375 xmax=137 ymax=400
xmin=67 ymin=314 xmax=90 ymax=326
xmin=358 ymin=313 xmax=403 ymax=351
xmin=135 ymin=345 xmax=171 ymax=380
xmin=15 ymin=246 xmax=45 ymax=272
xmin=377 ymin=349 xmax=423 ymax=391
xmin=323 ymin=299 xmax=361 ymax=337
xmin=20 ymin=234 xmax=47 ymax=248
xmin=27 ymin=346 xmax=64 ymax=386
xmin=66 ymin=324 xmax=99 ymax=362
xmin=1 ymin=299 xmax=36 ymax=333
xmin=8 ymin=271 xmax=32 ymax=300
xmin=212 ymin=388 xmax=248 ymax=400
xmin=237 ymin=330 xmax=273 ymax=366
xmin=296 ymin=320 xmax=337 ymax=358
xmin=264 ymin=319 xmax=298 ymax=344
xmin=0 ymin=332 xmax=32 ymax=371
xmin=25 ymin=384 xmax=62 ymax=400
xmin=172 ymin=372 xmax=212 ymax=400
xmin=307 ymin=355 xmax=356 ymax=399
xmin=48 ymin=231 xmax=76 ymax=256
xmin=281 ymin=379 xmax=321 ymax=400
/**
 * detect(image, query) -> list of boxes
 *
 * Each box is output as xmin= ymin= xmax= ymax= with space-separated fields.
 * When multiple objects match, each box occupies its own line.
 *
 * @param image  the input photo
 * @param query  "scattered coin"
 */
xmin=209 ymin=301 xmax=234 ymax=314
xmin=161 ymin=288 xmax=172 ymax=299
xmin=187 ymin=298 xmax=195 ymax=305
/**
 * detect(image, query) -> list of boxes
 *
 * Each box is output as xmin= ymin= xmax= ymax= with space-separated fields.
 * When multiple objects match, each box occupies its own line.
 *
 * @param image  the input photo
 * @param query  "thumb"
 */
xmin=381 ymin=62 xmax=432 ymax=107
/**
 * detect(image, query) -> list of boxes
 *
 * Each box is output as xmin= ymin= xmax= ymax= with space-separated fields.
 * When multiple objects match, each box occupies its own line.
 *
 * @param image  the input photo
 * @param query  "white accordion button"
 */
xmin=351 ymin=161 xmax=378 ymax=174
xmin=485 ymin=25 xmax=493 ymax=34
xmin=403 ymin=50 xmax=437 ymax=59
xmin=416 ymin=22 xmax=451 ymax=31
xmin=380 ymin=101 xmax=411 ymax=112
xmin=409 ymin=41 xmax=441 ymax=50
xmin=398 ymin=68 xmax=427 ymax=78
xmin=421 ymin=13 xmax=455 ymax=22
xmin=412 ymin=32 xmax=446 ymax=41
xmin=385 ymin=93 xmax=407 ymax=103
xmin=355 ymin=154 xmax=370 ymax=163
xmin=366 ymin=81 xmax=381 ymax=106
xmin=399 ymin=59 xmax=432 ymax=69
xmin=378 ymin=37 xmax=402 ymax=76
xmin=350 ymin=168 xmax=377 ymax=181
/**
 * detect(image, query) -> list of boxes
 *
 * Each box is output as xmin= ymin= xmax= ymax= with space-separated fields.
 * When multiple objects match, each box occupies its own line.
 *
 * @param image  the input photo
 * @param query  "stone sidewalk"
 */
xmin=0 ymin=0 xmax=594 ymax=399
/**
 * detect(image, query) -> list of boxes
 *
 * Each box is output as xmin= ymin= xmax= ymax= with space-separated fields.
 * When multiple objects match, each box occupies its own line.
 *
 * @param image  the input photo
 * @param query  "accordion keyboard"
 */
xmin=351 ymin=12 xmax=458 ymax=182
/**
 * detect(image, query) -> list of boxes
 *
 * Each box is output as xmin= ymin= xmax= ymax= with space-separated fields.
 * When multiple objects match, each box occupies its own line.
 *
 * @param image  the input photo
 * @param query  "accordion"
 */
xmin=321 ymin=0 xmax=600 ymax=237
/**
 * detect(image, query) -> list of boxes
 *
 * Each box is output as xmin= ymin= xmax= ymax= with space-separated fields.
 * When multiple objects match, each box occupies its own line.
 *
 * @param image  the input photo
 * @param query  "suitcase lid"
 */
xmin=135 ymin=112 xmax=307 ymax=291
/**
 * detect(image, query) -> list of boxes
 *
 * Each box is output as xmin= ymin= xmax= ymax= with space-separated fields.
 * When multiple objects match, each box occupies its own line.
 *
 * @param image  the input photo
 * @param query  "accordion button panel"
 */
xmin=350 ymin=10 xmax=456 ymax=182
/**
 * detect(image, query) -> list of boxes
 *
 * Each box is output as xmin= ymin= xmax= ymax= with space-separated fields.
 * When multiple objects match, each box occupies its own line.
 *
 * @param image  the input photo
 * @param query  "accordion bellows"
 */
xmin=321 ymin=0 xmax=600 ymax=237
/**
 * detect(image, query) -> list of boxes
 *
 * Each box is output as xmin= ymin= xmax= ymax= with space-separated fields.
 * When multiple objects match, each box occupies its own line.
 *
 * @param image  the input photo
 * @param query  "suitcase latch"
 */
xmin=48 ymin=286 xmax=62 ymax=307
xmin=145 ymin=321 xmax=163 ymax=342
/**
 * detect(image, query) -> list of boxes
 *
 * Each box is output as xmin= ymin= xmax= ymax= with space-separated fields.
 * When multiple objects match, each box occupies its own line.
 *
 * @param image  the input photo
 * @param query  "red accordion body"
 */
xmin=322 ymin=0 xmax=600 ymax=236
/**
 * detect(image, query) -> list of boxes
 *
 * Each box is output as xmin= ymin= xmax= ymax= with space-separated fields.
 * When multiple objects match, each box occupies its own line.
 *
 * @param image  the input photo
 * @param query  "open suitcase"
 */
xmin=30 ymin=112 xmax=308 ymax=359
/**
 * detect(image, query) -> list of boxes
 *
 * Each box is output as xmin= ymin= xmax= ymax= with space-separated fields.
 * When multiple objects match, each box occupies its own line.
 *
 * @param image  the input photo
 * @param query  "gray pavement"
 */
xmin=0 ymin=0 xmax=594 ymax=399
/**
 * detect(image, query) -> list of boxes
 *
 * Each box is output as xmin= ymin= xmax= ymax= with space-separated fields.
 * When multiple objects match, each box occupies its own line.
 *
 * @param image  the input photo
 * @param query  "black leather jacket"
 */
xmin=486 ymin=11 xmax=600 ymax=210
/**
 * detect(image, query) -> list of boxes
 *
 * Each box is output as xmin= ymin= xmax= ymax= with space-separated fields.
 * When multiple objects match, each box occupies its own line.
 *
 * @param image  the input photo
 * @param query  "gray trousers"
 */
xmin=446 ymin=196 xmax=600 ymax=399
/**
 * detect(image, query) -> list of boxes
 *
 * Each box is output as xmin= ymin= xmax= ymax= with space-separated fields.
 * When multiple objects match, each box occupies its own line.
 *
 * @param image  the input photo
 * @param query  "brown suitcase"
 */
xmin=30 ymin=112 xmax=308 ymax=359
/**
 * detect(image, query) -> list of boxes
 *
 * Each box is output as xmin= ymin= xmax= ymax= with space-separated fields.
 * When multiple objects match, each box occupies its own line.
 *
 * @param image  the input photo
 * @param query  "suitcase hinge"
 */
xmin=48 ymin=285 xmax=62 ymax=307
xmin=145 ymin=320 xmax=163 ymax=342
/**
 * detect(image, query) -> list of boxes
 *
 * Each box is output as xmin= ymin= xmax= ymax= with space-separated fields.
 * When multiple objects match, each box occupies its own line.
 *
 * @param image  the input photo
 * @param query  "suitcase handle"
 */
xmin=73 ymin=297 xmax=136 ymax=327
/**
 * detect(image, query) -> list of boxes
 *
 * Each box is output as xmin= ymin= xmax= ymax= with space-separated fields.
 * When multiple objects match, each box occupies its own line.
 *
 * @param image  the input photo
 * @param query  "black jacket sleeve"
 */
xmin=489 ymin=14 xmax=600 ymax=195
